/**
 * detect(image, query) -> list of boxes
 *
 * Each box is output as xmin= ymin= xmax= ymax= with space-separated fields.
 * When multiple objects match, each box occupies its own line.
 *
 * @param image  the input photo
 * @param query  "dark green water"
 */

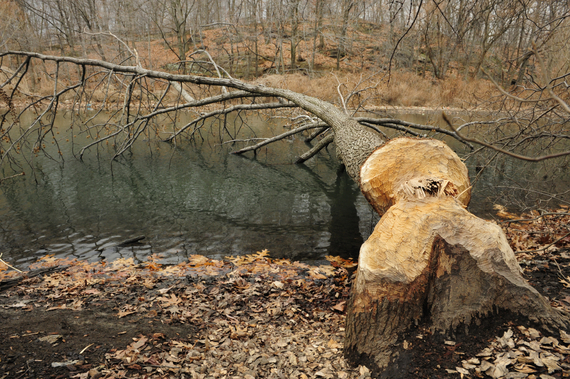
xmin=0 ymin=111 xmax=568 ymax=268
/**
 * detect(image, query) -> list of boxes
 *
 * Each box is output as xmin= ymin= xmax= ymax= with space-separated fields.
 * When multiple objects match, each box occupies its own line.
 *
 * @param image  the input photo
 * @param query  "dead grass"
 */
xmin=3 ymin=25 xmax=496 ymax=111
xmin=253 ymin=70 xmax=494 ymax=110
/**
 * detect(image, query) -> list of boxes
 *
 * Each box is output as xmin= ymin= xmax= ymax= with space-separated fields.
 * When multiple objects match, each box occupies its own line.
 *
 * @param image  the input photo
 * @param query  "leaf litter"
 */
xmin=1 ymin=251 xmax=367 ymax=378
xmin=1 ymin=206 xmax=570 ymax=378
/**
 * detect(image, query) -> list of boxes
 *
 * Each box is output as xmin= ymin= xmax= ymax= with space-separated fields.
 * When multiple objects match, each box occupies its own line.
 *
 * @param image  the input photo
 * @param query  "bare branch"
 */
xmin=358 ymin=121 xmax=390 ymax=139
xmin=502 ymin=212 xmax=570 ymax=224
xmin=0 ymin=171 xmax=25 ymax=183
xmin=443 ymin=112 xmax=570 ymax=162
xmin=231 ymin=123 xmax=324 ymax=155
xmin=164 ymin=102 xmax=297 ymax=142
xmin=187 ymin=49 xmax=231 ymax=93
xmin=295 ymin=133 xmax=335 ymax=164
xmin=481 ymin=67 xmax=551 ymax=103
xmin=533 ymin=44 xmax=570 ymax=114
xmin=356 ymin=117 xmax=474 ymax=148
xmin=171 ymin=81 xmax=195 ymax=102
xmin=82 ymin=29 xmax=140 ymax=66
xmin=0 ymin=252 xmax=22 ymax=273
xmin=305 ymin=125 xmax=330 ymax=142
xmin=515 ymin=231 xmax=570 ymax=254
xmin=334 ymin=74 xmax=348 ymax=115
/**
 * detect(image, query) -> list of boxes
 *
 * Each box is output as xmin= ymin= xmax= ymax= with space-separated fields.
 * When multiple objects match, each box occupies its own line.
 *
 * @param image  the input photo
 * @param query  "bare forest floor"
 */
xmin=1 ymin=207 xmax=570 ymax=379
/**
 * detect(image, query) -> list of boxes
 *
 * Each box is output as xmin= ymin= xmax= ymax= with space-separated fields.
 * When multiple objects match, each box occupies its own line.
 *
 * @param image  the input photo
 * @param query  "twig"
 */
xmin=0 ymin=252 xmax=22 ymax=273
xmin=501 ymin=212 xmax=570 ymax=224
xmin=481 ymin=67 xmax=550 ymax=103
xmin=515 ymin=231 xmax=570 ymax=254
xmin=0 ymin=172 xmax=25 ymax=183
xmin=533 ymin=43 xmax=570 ymax=114
xmin=80 ymin=343 xmax=94 ymax=355
xmin=187 ymin=49 xmax=232 ymax=94
xmin=231 ymin=123 xmax=323 ymax=155
xmin=333 ymin=74 xmax=348 ymax=115
xmin=222 ymin=138 xmax=266 ymax=145
xmin=82 ymin=29 xmax=140 ymax=66
xmin=164 ymin=102 xmax=297 ymax=142
xmin=552 ymin=258 xmax=567 ymax=282
xmin=496 ymin=186 xmax=570 ymax=206
xmin=455 ymin=186 xmax=472 ymax=206
xmin=442 ymin=112 xmax=570 ymax=162
xmin=357 ymin=116 xmax=473 ymax=148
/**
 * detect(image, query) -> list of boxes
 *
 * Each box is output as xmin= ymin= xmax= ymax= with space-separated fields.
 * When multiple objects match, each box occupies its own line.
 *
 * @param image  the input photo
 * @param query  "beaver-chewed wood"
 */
xmin=345 ymin=137 xmax=569 ymax=377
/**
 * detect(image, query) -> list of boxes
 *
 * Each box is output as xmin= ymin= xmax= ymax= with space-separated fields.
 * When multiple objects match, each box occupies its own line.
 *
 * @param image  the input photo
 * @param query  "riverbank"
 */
xmin=1 ymin=207 xmax=570 ymax=378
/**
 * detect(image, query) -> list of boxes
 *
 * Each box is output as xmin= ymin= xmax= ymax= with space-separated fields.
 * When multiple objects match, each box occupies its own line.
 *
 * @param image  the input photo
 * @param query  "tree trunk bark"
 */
xmin=345 ymin=137 xmax=569 ymax=376
xmin=2 ymin=50 xmax=570 ymax=377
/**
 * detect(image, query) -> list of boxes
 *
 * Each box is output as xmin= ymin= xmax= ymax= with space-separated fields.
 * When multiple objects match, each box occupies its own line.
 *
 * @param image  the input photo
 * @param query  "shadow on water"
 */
xmin=0 ymin=113 xmax=369 ymax=267
xmin=295 ymin=163 xmax=364 ymax=260
xmin=0 ymin=110 xmax=568 ymax=268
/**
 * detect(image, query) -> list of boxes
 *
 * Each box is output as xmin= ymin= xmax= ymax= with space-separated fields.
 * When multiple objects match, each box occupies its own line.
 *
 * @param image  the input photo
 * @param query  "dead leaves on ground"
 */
xmin=495 ymin=205 xmax=570 ymax=307
xmin=447 ymin=326 xmax=570 ymax=378
xmin=1 ymin=250 xmax=369 ymax=378
xmin=496 ymin=205 xmax=570 ymax=256
xmin=2 ymin=206 xmax=569 ymax=378
xmin=97 ymin=312 xmax=354 ymax=379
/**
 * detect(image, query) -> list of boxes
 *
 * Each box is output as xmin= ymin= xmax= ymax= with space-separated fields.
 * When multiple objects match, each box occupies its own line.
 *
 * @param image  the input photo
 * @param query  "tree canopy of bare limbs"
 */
xmin=1 ymin=0 xmax=570 ymax=376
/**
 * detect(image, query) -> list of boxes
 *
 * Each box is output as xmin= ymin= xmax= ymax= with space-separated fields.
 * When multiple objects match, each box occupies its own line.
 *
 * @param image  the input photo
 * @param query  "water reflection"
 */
xmin=0 ymin=110 xmax=568 ymax=268
xmin=0 ymin=113 xmax=370 ymax=267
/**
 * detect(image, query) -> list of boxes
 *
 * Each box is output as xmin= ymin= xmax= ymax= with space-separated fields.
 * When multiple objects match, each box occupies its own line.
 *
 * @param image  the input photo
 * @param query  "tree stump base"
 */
xmin=345 ymin=138 xmax=569 ymax=377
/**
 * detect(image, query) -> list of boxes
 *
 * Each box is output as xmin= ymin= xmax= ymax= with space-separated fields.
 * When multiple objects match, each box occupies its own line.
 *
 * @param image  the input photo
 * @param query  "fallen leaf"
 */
xmin=38 ymin=334 xmax=63 ymax=345
xmin=332 ymin=301 xmax=346 ymax=312
xmin=117 ymin=310 xmax=135 ymax=318
xmin=131 ymin=336 xmax=148 ymax=350
xmin=327 ymin=338 xmax=341 ymax=349
xmin=325 ymin=255 xmax=357 ymax=268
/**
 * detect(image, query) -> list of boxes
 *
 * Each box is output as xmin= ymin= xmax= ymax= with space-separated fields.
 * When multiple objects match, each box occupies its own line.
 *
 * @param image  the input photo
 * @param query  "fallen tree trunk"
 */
xmin=345 ymin=137 xmax=569 ymax=376
xmin=1 ymin=50 xmax=568 ymax=378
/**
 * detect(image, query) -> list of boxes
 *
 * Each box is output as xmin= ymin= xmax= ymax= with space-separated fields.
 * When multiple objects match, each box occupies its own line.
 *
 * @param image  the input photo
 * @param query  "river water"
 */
xmin=1 ymin=110 xmax=568 ymax=268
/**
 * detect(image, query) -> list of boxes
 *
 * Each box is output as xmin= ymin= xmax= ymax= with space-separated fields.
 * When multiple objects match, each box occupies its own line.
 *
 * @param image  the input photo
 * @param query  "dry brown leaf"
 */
xmin=131 ymin=336 xmax=148 ymax=350
xmin=325 ymin=255 xmax=358 ymax=268
xmin=332 ymin=301 xmax=346 ymax=312
xmin=117 ymin=309 xmax=135 ymax=318
xmin=327 ymin=338 xmax=342 ymax=349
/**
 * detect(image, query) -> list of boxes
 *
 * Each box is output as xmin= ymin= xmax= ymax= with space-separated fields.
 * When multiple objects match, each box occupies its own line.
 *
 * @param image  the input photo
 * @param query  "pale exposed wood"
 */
xmin=359 ymin=137 xmax=471 ymax=214
xmin=356 ymin=196 xmax=533 ymax=301
xmin=346 ymin=137 xmax=569 ymax=376
xmin=346 ymin=196 xmax=569 ymax=373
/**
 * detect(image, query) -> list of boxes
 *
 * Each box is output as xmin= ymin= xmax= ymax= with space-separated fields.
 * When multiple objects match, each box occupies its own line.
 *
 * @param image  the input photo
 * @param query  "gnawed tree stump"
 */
xmin=345 ymin=137 xmax=569 ymax=376
xmin=2 ymin=51 xmax=568 ymax=378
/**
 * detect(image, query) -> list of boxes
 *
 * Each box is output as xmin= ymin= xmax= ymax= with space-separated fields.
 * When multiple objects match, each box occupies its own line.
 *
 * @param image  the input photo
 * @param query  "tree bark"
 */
xmin=2 ymin=51 xmax=569 ymax=378
xmin=345 ymin=137 xmax=570 ymax=376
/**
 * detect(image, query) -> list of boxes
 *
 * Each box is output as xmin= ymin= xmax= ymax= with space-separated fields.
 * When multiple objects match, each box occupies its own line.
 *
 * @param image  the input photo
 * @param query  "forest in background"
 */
xmin=1 ymin=0 xmax=569 ymax=109
xmin=1 ymin=3 xmax=570 ymax=377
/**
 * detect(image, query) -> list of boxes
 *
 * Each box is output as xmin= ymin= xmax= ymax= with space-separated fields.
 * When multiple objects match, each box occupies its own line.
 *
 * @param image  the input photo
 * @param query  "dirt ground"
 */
xmin=1 ymin=213 xmax=570 ymax=379
xmin=0 ymin=305 xmax=194 ymax=378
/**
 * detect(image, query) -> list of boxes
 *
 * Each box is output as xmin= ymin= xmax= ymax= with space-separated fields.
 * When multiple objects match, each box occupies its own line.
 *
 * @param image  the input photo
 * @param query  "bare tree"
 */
xmin=1 ymin=47 xmax=570 ymax=376
xmin=335 ymin=0 xmax=355 ymax=70
xmin=146 ymin=0 xmax=198 ymax=71
xmin=1 ymin=1 xmax=570 ymax=376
